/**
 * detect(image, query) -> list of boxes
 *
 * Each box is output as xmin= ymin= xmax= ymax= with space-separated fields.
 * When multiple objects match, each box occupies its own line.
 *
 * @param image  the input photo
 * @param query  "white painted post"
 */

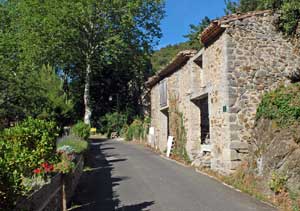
xmin=166 ymin=136 xmax=174 ymax=157
xmin=148 ymin=127 xmax=155 ymax=145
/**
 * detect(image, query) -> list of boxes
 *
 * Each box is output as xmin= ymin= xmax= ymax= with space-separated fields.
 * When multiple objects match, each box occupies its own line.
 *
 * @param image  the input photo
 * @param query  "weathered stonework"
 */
xmin=147 ymin=11 xmax=300 ymax=174
xmin=224 ymin=13 xmax=300 ymax=172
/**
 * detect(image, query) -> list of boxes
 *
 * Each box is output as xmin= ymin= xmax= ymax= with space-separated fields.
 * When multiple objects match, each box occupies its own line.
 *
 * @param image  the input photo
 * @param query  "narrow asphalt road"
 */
xmin=71 ymin=139 xmax=276 ymax=211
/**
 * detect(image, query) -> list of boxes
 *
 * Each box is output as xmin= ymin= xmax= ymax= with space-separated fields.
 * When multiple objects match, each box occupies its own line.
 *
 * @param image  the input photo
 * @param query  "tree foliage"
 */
xmin=151 ymin=16 xmax=210 ymax=72
xmin=151 ymin=42 xmax=191 ymax=72
xmin=0 ymin=0 xmax=165 ymax=128
xmin=184 ymin=16 xmax=211 ymax=50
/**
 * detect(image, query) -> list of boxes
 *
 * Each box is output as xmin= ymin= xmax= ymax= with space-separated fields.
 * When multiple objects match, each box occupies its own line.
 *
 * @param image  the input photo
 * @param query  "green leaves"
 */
xmin=99 ymin=112 xmax=128 ymax=137
xmin=71 ymin=121 xmax=91 ymax=140
xmin=184 ymin=16 xmax=210 ymax=50
xmin=0 ymin=0 xmax=165 ymax=127
xmin=256 ymin=83 xmax=300 ymax=126
xmin=0 ymin=118 xmax=59 ymax=208
xmin=280 ymin=0 xmax=300 ymax=35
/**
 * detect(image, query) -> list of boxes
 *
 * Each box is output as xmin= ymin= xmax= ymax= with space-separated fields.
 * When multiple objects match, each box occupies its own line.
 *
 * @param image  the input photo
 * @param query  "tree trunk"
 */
xmin=84 ymin=59 xmax=92 ymax=125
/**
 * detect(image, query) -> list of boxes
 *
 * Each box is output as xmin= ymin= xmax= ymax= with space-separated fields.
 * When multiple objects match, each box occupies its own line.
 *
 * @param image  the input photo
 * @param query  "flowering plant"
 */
xmin=55 ymin=145 xmax=76 ymax=174
xmin=21 ymin=162 xmax=55 ymax=194
xmin=32 ymin=162 xmax=54 ymax=176
xmin=57 ymin=145 xmax=75 ymax=155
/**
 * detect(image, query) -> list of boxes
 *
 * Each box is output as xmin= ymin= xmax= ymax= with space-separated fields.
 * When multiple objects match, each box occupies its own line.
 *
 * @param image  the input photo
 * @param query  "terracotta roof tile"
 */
xmin=201 ymin=10 xmax=272 ymax=45
xmin=146 ymin=50 xmax=197 ymax=88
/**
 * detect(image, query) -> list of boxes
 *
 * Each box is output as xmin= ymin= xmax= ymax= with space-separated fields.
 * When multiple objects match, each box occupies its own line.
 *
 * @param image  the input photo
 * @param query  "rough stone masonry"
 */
xmin=147 ymin=10 xmax=300 ymax=174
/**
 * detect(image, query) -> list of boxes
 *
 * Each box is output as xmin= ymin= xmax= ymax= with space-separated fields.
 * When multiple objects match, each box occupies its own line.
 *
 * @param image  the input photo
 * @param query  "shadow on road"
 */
xmin=70 ymin=139 xmax=154 ymax=211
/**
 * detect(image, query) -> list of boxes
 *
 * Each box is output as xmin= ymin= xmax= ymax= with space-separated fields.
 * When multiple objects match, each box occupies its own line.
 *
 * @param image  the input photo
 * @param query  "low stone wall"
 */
xmin=15 ymin=155 xmax=84 ymax=211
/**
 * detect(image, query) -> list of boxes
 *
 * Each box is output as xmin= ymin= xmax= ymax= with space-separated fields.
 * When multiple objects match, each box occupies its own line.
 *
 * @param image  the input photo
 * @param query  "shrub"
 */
xmin=125 ymin=117 xmax=150 ymax=142
xmin=256 ymin=84 xmax=300 ymax=127
xmin=55 ymin=145 xmax=76 ymax=174
xmin=57 ymin=136 xmax=88 ymax=154
xmin=0 ymin=118 xmax=59 ymax=209
xmin=268 ymin=172 xmax=288 ymax=194
xmin=120 ymin=124 xmax=129 ymax=137
xmin=99 ymin=112 xmax=128 ymax=137
xmin=71 ymin=121 xmax=90 ymax=140
xmin=126 ymin=118 xmax=144 ymax=141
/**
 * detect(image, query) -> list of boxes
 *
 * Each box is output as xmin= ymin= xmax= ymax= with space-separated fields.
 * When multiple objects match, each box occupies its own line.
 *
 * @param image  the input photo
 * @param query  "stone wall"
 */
xmin=150 ymin=84 xmax=168 ymax=151
xmin=202 ymin=33 xmax=232 ymax=173
xmin=225 ymin=13 xmax=300 ymax=171
xmin=150 ymin=56 xmax=203 ymax=157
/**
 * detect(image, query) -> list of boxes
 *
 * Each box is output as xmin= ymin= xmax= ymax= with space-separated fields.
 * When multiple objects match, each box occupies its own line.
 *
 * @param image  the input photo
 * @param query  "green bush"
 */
xmin=279 ymin=0 xmax=300 ymax=35
xmin=0 ymin=118 xmax=59 ymax=209
xmin=57 ymin=136 xmax=88 ymax=154
xmin=99 ymin=112 xmax=128 ymax=137
xmin=71 ymin=121 xmax=90 ymax=140
xmin=256 ymin=84 xmax=300 ymax=126
xmin=268 ymin=172 xmax=288 ymax=194
xmin=125 ymin=117 xmax=150 ymax=142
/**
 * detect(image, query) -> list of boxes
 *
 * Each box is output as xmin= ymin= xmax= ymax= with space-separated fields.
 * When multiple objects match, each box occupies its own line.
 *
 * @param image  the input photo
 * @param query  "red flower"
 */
xmin=41 ymin=162 xmax=54 ymax=173
xmin=45 ymin=164 xmax=54 ymax=173
xmin=41 ymin=162 xmax=49 ymax=169
xmin=33 ymin=168 xmax=42 ymax=174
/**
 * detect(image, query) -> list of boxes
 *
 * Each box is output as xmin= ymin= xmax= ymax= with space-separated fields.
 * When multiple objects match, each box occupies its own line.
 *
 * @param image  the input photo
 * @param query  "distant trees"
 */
xmin=184 ymin=16 xmax=211 ymax=50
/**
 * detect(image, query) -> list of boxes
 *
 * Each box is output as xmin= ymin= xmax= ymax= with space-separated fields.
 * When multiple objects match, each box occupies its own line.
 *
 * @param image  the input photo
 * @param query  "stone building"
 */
xmin=146 ymin=10 xmax=300 ymax=174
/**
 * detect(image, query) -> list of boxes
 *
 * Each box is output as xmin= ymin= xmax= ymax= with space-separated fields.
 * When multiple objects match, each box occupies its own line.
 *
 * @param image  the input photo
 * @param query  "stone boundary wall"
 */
xmin=225 ymin=14 xmax=300 ymax=171
xmin=15 ymin=155 xmax=84 ymax=211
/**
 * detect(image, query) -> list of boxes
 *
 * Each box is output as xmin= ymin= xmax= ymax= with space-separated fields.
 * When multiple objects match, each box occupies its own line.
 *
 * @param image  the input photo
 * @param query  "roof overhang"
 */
xmin=200 ymin=10 xmax=272 ymax=46
xmin=146 ymin=50 xmax=197 ymax=88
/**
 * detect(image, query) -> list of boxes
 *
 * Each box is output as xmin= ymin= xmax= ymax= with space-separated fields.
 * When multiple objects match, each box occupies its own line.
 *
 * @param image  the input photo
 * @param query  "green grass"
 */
xmin=57 ymin=136 xmax=88 ymax=154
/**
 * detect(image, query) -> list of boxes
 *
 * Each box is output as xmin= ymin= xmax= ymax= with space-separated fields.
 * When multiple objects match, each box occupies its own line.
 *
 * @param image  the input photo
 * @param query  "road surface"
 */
xmin=70 ymin=139 xmax=276 ymax=211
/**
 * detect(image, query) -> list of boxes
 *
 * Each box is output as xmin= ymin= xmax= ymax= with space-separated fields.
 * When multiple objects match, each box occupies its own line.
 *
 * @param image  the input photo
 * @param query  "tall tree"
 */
xmin=0 ymin=0 xmax=165 ymax=126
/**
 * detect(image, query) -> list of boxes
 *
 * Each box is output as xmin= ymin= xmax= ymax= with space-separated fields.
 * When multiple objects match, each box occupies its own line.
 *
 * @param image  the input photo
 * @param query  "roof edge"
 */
xmin=146 ymin=50 xmax=197 ymax=88
xmin=200 ymin=10 xmax=272 ymax=46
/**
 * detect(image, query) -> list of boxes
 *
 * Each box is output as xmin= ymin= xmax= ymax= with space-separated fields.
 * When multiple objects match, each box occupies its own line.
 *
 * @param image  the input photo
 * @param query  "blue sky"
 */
xmin=157 ymin=0 xmax=227 ymax=49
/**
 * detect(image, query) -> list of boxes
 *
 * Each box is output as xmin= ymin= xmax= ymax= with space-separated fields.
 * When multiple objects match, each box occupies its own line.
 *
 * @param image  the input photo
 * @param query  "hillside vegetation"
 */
xmin=151 ymin=42 xmax=191 ymax=72
xmin=151 ymin=17 xmax=210 ymax=72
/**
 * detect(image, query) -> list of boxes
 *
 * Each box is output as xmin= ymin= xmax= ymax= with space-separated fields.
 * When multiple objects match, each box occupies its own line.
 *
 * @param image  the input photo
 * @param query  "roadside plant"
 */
xmin=124 ymin=117 xmax=150 ymax=142
xmin=55 ymin=145 xmax=76 ymax=174
xmin=21 ymin=162 xmax=55 ymax=194
xmin=99 ymin=112 xmax=128 ymax=138
xmin=57 ymin=136 xmax=88 ymax=154
xmin=54 ymin=153 xmax=76 ymax=174
xmin=125 ymin=118 xmax=144 ymax=141
xmin=0 ymin=118 xmax=58 ymax=209
xmin=256 ymin=84 xmax=300 ymax=127
xmin=268 ymin=172 xmax=288 ymax=194
xmin=71 ymin=121 xmax=90 ymax=140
